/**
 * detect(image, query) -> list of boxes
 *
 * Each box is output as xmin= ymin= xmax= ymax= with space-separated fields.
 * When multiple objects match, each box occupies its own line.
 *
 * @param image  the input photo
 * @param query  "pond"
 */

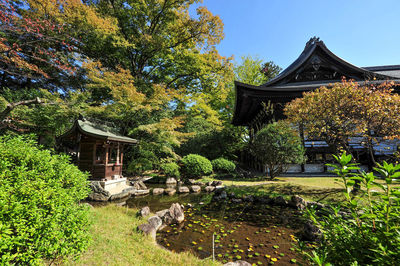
xmin=93 ymin=182 xmax=307 ymax=265
xmin=155 ymin=199 xmax=305 ymax=265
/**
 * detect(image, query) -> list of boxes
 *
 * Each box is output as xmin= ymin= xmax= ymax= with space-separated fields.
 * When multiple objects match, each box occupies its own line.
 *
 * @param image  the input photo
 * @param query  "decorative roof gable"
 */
xmin=261 ymin=37 xmax=394 ymax=87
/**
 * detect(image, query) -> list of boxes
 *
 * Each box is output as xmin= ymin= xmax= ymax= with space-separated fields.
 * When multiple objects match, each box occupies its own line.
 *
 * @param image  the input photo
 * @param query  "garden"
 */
xmin=1 ymin=0 xmax=400 ymax=265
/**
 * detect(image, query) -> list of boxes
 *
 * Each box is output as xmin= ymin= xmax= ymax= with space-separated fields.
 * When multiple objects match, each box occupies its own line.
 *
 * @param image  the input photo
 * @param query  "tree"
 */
xmin=285 ymin=80 xmax=400 ymax=166
xmin=234 ymin=55 xmax=281 ymax=86
xmin=249 ymin=121 xmax=304 ymax=179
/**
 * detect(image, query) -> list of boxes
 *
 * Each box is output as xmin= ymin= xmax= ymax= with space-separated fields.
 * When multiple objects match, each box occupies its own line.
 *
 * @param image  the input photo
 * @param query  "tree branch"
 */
xmin=1 ymin=97 xmax=42 ymax=121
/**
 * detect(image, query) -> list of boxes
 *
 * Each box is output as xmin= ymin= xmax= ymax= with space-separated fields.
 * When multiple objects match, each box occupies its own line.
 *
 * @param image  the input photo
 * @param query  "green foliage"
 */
xmin=127 ymin=147 xmax=158 ymax=175
xmin=160 ymin=162 xmax=180 ymax=178
xmin=234 ymin=55 xmax=281 ymax=86
xmin=300 ymin=152 xmax=400 ymax=265
xmin=249 ymin=121 xmax=305 ymax=179
xmin=178 ymin=116 xmax=245 ymax=160
xmin=211 ymin=158 xmax=236 ymax=173
xmin=0 ymin=136 xmax=91 ymax=265
xmin=181 ymin=154 xmax=213 ymax=178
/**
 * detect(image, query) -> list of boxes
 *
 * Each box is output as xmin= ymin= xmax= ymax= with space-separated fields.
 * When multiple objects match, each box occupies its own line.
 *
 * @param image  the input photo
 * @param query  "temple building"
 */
xmin=232 ymin=37 xmax=400 ymax=172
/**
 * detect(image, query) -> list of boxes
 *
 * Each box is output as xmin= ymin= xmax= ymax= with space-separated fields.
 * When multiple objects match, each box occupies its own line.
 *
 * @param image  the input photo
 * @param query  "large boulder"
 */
xmin=133 ymin=189 xmax=150 ymax=196
xmin=165 ymin=188 xmax=176 ymax=196
xmin=178 ymin=186 xmax=190 ymax=193
xmin=132 ymin=180 xmax=148 ymax=190
xmin=152 ymin=188 xmax=165 ymax=195
xmin=137 ymin=223 xmax=156 ymax=240
xmin=191 ymin=185 xmax=201 ymax=193
xmin=157 ymin=203 xmax=185 ymax=224
xmin=139 ymin=206 xmax=150 ymax=217
xmin=88 ymin=181 xmax=110 ymax=201
xmin=290 ymin=195 xmax=307 ymax=210
xmin=166 ymin=177 xmax=177 ymax=185
xmin=205 ymin=186 xmax=215 ymax=193
xmin=148 ymin=215 xmax=163 ymax=231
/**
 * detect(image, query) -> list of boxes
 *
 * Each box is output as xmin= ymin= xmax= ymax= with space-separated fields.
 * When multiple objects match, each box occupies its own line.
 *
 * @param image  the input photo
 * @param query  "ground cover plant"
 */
xmin=0 ymin=136 xmax=91 ymax=265
xmin=300 ymin=152 xmax=400 ymax=265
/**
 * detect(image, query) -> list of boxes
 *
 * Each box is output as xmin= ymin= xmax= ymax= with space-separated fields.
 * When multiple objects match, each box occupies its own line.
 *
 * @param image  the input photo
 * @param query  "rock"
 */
xmin=205 ymin=186 xmax=215 ymax=192
xmin=255 ymin=196 xmax=272 ymax=204
xmin=155 ymin=209 xmax=169 ymax=217
xmin=274 ymin=196 xmax=288 ymax=206
xmin=109 ymin=191 xmax=131 ymax=201
xmin=196 ymin=181 xmax=206 ymax=187
xmin=187 ymin=203 xmax=193 ymax=208
xmin=148 ymin=215 xmax=163 ymax=231
xmin=243 ymin=195 xmax=254 ymax=202
xmin=187 ymin=179 xmax=197 ymax=185
xmin=231 ymin=198 xmax=242 ymax=203
xmin=166 ymin=177 xmax=177 ymax=184
xmin=152 ymin=188 xmax=165 ymax=195
xmin=139 ymin=206 xmax=150 ymax=217
xmin=290 ymin=195 xmax=307 ymax=210
xmin=132 ymin=180 xmax=147 ymax=190
xmin=165 ymin=188 xmax=176 ymax=196
xmin=191 ymin=185 xmax=201 ymax=193
xmin=178 ymin=181 xmax=184 ymax=186
xmin=302 ymin=220 xmax=322 ymax=241
xmin=178 ymin=186 xmax=190 ymax=193
xmin=213 ymin=190 xmax=228 ymax=201
xmin=224 ymin=260 xmax=252 ymax=266
xmin=87 ymin=181 xmax=110 ymax=201
xmin=133 ymin=189 xmax=150 ymax=196
xmin=157 ymin=203 xmax=185 ymax=224
xmin=211 ymin=180 xmax=223 ymax=186
xmin=137 ymin=223 xmax=156 ymax=240
xmin=215 ymin=185 xmax=225 ymax=190
xmin=207 ymin=181 xmax=213 ymax=186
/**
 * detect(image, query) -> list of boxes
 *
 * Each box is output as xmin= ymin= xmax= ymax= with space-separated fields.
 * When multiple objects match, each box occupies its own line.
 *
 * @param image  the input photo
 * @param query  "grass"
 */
xmin=68 ymin=205 xmax=221 ymax=266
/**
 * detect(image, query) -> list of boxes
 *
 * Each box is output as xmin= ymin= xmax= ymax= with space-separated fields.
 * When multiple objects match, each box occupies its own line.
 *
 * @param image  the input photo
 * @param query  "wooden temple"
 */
xmin=59 ymin=117 xmax=138 ymax=181
xmin=232 ymin=37 xmax=400 ymax=171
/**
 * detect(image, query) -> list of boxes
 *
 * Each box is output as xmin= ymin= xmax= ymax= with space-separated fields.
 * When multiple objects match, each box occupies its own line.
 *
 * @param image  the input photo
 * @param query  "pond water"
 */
xmin=156 ymin=199 xmax=306 ymax=265
xmin=93 ymin=182 xmax=307 ymax=265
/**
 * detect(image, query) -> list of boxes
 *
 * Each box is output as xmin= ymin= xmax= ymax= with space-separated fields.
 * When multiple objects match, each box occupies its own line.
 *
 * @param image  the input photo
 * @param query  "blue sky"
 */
xmin=190 ymin=0 xmax=400 ymax=69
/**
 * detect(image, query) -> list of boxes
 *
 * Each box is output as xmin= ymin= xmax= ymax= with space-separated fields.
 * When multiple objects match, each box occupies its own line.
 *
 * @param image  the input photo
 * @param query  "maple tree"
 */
xmin=285 ymin=80 xmax=400 ymax=166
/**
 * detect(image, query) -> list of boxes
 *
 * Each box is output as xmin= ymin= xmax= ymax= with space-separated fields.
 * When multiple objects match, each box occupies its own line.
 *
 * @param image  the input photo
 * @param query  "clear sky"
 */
xmin=190 ymin=0 xmax=400 ymax=69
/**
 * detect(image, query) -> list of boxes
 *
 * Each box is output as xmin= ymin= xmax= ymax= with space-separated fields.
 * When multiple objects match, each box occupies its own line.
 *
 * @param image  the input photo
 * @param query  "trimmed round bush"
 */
xmin=160 ymin=162 xmax=180 ymax=178
xmin=181 ymin=154 xmax=213 ymax=178
xmin=211 ymin=158 xmax=236 ymax=173
xmin=0 ymin=136 xmax=91 ymax=264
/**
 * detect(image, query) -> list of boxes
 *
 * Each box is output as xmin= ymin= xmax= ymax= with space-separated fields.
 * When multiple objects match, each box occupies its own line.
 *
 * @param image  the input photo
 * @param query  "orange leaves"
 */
xmin=285 ymin=79 xmax=400 ymax=152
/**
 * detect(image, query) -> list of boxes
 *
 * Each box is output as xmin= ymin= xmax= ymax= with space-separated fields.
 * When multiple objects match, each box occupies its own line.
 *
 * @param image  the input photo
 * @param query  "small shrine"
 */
xmin=59 ymin=117 xmax=138 ymax=195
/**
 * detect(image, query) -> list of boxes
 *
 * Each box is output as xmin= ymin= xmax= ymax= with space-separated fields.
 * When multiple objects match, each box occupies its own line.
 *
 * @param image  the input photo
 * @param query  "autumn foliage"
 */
xmin=285 ymin=79 xmax=400 ymax=164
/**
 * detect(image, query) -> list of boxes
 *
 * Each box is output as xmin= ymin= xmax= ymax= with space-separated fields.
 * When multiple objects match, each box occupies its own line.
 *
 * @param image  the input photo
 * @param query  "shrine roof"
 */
xmin=61 ymin=118 xmax=138 ymax=144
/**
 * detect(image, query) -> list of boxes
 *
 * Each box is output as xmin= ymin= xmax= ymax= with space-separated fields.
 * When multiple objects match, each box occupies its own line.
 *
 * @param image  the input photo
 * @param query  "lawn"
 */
xmin=68 ymin=205 xmax=221 ymax=266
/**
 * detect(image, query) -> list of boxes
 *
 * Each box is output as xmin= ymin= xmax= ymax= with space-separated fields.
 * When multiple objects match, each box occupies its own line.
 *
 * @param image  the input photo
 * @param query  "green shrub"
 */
xmin=299 ymin=152 xmax=400 ymax=265
xmin=211 ymin=158 xmax=236 ymax=173
xmin=160 ymin=162 xmax=180 ymax=178
xmin=0 ymin=136 xmax=91 ymax=265
xmin=181 ymin=154 xmax=213 ymax=178
xmin=249 ymin=121 xmax=304 ymax=179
